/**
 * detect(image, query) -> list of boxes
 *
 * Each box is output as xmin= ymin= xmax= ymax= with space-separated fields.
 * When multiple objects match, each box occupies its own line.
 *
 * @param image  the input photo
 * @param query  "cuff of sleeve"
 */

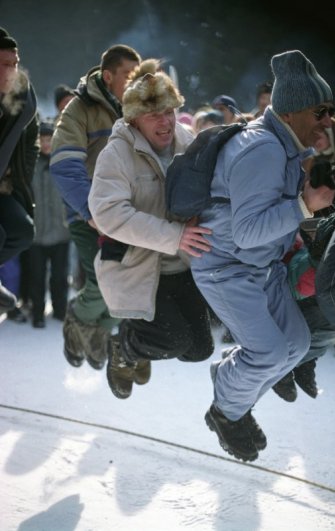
xmin=298 ymin=193 xmax=314 ymax=219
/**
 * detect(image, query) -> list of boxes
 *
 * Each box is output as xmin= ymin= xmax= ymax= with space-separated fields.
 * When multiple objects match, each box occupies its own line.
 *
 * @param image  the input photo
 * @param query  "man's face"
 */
xmin=133 ymin=108 xmax=176 ymax=152
xmin=0 ymin=48 xmax=19 ymax=94
xmin=258 ymin=93 xmax=271 ymax=113
xmin=104 ymin=59 xmax=139 ymax=101
xmin=40 ymin=134 xmax=52 ymax=155
xmin=286 ymin=104 xmax=334 ymax=148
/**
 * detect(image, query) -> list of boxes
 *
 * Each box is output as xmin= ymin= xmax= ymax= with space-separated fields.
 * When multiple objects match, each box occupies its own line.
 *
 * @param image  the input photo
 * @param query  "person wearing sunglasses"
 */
xmin=312 ymin=106 xmax=335 ymax=121
xmin=190 ymin=49 xmax=334 ymax=462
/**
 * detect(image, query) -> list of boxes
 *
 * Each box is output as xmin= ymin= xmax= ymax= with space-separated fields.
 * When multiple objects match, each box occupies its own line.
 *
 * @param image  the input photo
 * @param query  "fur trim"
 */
xmin=122 ymin=59 xmax=184 ymax=122
xmin=1 ymin=69 xmax=29 ymax=116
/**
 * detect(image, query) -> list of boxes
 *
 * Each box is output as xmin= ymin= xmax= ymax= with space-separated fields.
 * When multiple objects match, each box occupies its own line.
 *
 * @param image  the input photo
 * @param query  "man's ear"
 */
xmin=280 ymin=113 xmax=292 ymax=124
xmin=102 ymin=69 xmax=113 ymax=86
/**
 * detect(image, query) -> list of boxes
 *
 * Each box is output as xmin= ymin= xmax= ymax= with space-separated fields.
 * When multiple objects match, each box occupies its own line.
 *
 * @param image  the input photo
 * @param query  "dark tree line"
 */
xmin=2 ymin=0 xmax=334 ymax=114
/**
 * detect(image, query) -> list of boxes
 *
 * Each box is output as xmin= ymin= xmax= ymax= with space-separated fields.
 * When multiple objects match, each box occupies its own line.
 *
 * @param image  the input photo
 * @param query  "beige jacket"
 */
xmin=88 ymin=119 xmax=194 ymax=321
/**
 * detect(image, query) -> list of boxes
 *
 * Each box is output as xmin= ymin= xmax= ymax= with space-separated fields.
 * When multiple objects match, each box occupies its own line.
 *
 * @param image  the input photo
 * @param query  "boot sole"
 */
xmin=133 ymin=370 xmax=151 ymax=385
xmin=108 ymin=382 xmax=132 ymax=400
xmin=86 ymin=355 xmax=105 ymax=371
xmin=272 ymin=388 xmax=297 ymax=402
xmin=106 ymin=369 xmax=133 ymax=399
xmin=253 ymin=437 xmax=267 ymax=451
xmin=63 ymin=346 xmax=85 ymax=368
xmin=294 ymin=379 xmax=318 ymax=399
xmin=134 ymin=377 xmax=150 ymax=385
xmin=205 ymin=410 xmax=258 ymax=462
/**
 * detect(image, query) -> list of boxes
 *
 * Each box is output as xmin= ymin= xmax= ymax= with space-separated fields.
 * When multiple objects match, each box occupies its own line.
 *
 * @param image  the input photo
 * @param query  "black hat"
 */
xmin=40 ymin=120 xmax=54 ymax=136
xmin=54 ymin=84 xmax=74 ymax=108
xmin=212 ymin=94 xmax=238 ymax=112
xmin=0 ymin=27 xmax=18 ymax=50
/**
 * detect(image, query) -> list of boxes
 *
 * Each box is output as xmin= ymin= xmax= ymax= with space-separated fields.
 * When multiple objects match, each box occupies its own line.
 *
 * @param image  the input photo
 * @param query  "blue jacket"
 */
xmin=192 ymin=107 xmax=312 ymax=271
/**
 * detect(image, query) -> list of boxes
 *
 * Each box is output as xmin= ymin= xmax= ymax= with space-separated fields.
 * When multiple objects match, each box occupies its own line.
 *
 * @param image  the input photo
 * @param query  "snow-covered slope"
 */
xmin=0 ymin=315 xmax=334 ymax=530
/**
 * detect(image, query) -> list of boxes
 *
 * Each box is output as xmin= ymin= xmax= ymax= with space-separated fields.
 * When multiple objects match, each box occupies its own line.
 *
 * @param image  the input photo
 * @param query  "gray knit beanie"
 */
xmin=271 ymin=50 xmax=333 ymax=114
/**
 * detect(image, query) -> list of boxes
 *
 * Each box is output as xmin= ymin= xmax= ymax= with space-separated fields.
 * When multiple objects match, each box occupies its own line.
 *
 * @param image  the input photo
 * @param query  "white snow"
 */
xmin=0 ymin=311 xmax=335 ymax=531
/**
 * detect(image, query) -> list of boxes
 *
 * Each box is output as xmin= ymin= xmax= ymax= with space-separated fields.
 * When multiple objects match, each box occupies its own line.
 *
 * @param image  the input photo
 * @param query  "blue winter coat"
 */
xmin=192 ymin=107 xmax=313 ymax=271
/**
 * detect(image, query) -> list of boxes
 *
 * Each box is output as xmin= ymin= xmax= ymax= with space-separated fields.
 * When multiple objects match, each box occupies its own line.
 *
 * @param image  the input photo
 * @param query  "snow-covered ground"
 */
xmin=0 ymin=309 xmax=335 ymax=531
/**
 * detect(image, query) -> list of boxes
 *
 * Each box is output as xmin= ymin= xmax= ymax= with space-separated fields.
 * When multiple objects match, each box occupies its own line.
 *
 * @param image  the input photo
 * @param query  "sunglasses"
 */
xmin=312 ymin=106 xmax=335 ymax=121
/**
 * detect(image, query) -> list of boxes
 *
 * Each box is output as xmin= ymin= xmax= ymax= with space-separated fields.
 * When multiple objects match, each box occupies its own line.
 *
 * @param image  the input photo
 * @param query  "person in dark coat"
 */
xmin=29 ymin=121 xmax=70 ymax=328
xmin=0 ymin=27 xmax=39 ymax=315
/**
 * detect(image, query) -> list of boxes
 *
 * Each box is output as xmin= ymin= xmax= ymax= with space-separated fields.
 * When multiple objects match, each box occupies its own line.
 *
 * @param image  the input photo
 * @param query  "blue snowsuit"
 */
xmin=191 ymin=107 xmax=312 ymax=420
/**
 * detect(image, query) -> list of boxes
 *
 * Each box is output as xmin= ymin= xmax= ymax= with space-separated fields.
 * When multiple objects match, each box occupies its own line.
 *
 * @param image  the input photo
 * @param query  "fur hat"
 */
xmin=271 ymin=50 xmax=333 ymax=114
xmin=122 ymin=59 xmax=184 ymax=123
xmin=0 ymin=27 xmax=17 ymax=50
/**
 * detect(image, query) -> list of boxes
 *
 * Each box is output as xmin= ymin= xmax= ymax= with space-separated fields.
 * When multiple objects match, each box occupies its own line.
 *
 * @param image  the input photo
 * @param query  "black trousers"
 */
xmin=29 ymin=242 xmax=69 ymax=320
xmin=120 ymin=270 xmax=214 ymax=362
xmin=0 ymin=195 xmax=34 ymax=265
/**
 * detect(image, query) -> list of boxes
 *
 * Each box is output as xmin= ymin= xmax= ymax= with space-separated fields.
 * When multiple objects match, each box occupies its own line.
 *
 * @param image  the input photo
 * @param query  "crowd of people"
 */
xmin=1 ymin=26 xmax=335 ymax=463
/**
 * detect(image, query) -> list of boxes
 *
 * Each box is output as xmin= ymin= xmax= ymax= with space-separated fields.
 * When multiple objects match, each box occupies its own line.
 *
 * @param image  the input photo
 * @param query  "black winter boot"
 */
xmin=272 ymin=371 xmax=297 ymax=402
xmin=293 ymin=359 xmax=318 ymax=398
xmin=205 ymin=404 xmax=259 ymax=462
xmin=7 ymin=306 xmax=28 ymax=323
xmin=245 ymin=410 xmax=267 ymax=451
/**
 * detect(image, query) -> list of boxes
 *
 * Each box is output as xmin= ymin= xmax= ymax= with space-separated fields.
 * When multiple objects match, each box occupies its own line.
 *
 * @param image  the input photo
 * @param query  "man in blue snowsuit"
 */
xmin=191 ymin=50 xmax=335 ymax=462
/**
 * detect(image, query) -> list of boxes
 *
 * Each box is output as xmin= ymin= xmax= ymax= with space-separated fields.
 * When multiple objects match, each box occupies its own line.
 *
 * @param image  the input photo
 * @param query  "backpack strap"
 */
xmin=211 ymin=196 xmax=231 ymax=204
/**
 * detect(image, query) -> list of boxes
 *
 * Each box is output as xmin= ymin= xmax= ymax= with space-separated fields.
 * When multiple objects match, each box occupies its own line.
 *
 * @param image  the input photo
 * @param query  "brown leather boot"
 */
xmin=134 ymin=359 xmax=151 ymax=385
xmin=63 ymin=301 xmax=86 ymax=368
xmin=106 ymin=335 xmax=135 ymax=399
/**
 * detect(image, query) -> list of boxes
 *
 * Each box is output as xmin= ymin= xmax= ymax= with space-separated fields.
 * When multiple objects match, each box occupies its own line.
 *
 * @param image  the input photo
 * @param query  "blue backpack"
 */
xmin=165 ymin=122 xmax=246 ymax=218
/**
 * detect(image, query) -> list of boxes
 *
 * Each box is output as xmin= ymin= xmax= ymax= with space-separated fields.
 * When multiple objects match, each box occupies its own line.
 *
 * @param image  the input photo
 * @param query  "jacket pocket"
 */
xmin=99 ymin=236 xmax=129 ymax=262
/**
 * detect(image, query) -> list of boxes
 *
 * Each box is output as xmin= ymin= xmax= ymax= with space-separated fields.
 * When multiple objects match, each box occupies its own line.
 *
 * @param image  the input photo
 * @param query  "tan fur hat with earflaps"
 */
xmin=122 ymin=59 xmax=185 ymax=123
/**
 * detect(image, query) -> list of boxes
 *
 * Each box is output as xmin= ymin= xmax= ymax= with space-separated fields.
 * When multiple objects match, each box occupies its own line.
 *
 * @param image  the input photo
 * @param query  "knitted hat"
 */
xmin=271 ymin=50 xmax=333 ymax=114
xmin=0 ymin=27 xmax=17 ymax=50
xmin=54 ymin=84 xmax=74 ymax=108
xmin=122 ymin=59 xmax=184 ymax=123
